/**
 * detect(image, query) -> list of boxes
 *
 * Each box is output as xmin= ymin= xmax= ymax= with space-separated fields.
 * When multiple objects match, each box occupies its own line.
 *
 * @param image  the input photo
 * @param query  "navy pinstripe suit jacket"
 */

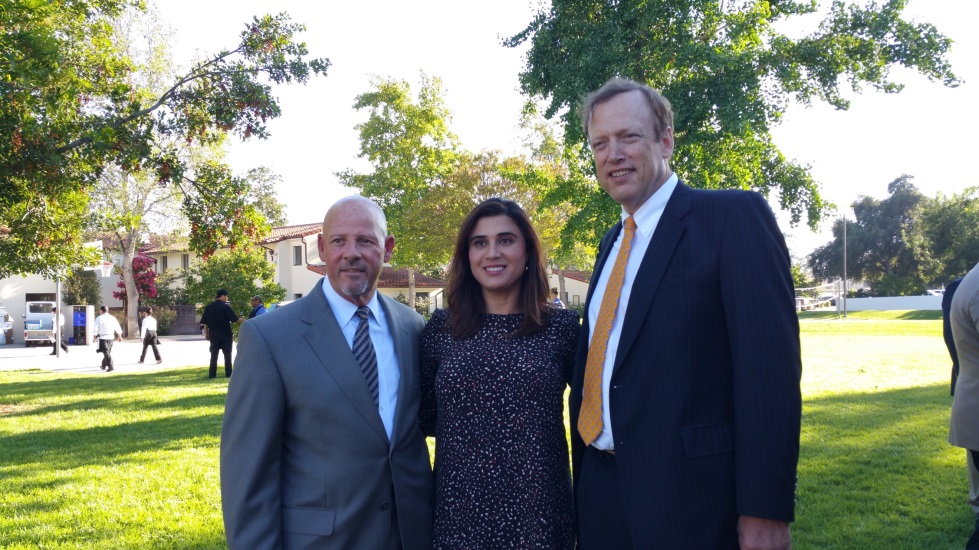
xmin=570 ymin=182 xmax=802 ymax=548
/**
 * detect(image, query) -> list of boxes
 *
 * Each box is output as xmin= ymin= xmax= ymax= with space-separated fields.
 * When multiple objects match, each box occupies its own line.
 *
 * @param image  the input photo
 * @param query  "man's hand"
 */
xmin=738 ymin=516 xmax=791 ymax=550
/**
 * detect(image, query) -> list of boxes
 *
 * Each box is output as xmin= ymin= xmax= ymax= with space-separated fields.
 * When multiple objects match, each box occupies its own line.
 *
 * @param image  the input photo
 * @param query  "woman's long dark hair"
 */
xmin=446 ymin=198 xmax=551 ymax=339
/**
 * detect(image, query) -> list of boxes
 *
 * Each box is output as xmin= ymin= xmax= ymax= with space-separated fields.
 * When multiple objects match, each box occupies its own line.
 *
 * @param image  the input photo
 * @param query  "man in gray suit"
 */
xmin=949 ymin=261 xmax=979 ymax=549
xmin=221 ymin=196 xmax=433 ymax=549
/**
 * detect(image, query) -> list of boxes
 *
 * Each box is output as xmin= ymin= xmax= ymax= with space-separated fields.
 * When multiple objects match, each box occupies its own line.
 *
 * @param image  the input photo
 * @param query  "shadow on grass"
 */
xmin=797 ymin=382 xmax=971 ymax=548
xmin=0 ymin=368 xmax=229 ymax=549
xmin=799 ymin=310 xmax=942 ymax=321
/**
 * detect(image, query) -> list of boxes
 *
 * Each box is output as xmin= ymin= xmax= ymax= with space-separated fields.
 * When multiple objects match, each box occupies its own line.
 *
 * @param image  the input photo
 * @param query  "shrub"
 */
xmin=154 ymin=307 xmax=177 ymax=336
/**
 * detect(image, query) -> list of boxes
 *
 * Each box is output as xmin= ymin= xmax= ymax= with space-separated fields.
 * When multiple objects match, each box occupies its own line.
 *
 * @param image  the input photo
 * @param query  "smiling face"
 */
xmin=318 ymin=198 xmax=394 ymax=306
xmin=467 ymin=214 xmax=527 ymax=305
xmin=588 ymin=89 xmax=674 ymax=214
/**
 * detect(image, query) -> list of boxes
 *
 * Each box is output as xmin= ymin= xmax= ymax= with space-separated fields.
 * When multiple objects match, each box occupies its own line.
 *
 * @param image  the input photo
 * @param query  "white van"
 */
xmin=23 ymin=301 xmax=56 ymax=346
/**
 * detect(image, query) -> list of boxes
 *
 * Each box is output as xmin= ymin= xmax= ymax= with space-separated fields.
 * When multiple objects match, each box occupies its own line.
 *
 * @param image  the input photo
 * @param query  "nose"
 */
xmin=609 ymin=139 xmax=625 ymax=161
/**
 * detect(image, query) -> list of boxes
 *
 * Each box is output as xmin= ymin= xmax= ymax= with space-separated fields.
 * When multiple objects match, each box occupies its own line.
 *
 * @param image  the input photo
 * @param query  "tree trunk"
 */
xmin=556 ymin=267 xmax=567 ymax=305
xmin=407 ymin=267 xmax=416 ymax=314
xmin=122 ymin=241 xmax=140 ymax=339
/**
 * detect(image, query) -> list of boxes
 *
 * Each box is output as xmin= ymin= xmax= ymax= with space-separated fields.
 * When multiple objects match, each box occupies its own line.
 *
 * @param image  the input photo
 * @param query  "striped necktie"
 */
xmin=578 ymin=216 xmax=636 ymax=446
xmin=353 ymin=306 xmax=379 ymax=405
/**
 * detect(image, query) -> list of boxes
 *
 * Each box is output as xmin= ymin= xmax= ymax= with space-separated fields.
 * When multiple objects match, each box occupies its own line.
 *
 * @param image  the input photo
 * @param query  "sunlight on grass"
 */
xmin=0 ymin=314 xmax=973 ymax=549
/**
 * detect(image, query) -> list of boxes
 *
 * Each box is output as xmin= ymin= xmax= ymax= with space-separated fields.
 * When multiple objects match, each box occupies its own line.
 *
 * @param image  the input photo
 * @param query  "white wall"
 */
xmin=0 ymin=272 xmax=121 ymax=336
xmin=845 ymin=295 xmax=943 ymax=311
xmin=549 ymin=274 xmax=590 ymax=307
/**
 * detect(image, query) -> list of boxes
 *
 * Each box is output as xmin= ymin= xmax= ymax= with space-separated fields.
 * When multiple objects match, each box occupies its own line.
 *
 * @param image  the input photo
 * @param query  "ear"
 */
xmin=317 ymin=233 xmax=327 ymax=263
xmin=383 ymin=235 xmax=395 ymax=264
xmin=660 ymin=126 xmax=675 ymax=158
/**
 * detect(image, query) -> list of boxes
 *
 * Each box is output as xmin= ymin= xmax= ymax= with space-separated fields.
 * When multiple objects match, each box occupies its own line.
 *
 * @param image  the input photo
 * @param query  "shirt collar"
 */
xmin=623 ymin=172 xmax=678 ymax=237
xmin=321 ymin=279 xmax=382 ymax=325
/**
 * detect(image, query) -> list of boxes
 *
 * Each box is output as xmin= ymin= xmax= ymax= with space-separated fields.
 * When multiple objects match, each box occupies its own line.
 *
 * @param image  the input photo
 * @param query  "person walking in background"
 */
xmin=221 ymin=196 xmax=433 ymax=549
xmin=949 ymin=263 xmax=979 ymax=549
xmin=248 ymin=295 xmax=267 ymax=319
xmin=570 ymin=77 xmax=801 ymax=549
xmin=944 ymin=277 xmax=964 ymax=395
xmin=421 ymin=198 xmax=578 ymax=549
xmin=49 ymin=306 xmax=68 ymax=355
xmin=551 ymin=287 xmax=566 ymax=308
xmin=93 ymin=306 xmax=123 ymax=372
xmin=138 ymin=307 xmax=162 ymax=365
xmin=199 ymin=289 xmax=240 ymax=379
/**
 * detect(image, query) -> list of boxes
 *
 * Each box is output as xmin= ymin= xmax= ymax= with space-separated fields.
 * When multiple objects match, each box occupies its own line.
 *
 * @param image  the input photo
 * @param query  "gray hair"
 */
xmin=580 ymin=77 xmax=674 ymax=141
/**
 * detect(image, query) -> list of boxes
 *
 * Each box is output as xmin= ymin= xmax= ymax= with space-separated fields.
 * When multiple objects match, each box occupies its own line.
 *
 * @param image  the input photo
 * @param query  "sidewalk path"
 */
xmin=0 ymin=335 xmax=216 ymax=375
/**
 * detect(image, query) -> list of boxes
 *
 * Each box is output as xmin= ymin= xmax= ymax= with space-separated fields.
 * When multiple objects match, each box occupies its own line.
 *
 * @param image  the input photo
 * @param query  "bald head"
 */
xmin=317 ymin=196 xmax=394 ymax=306
xmin=323 ymin=196 xmax=388 ymax=237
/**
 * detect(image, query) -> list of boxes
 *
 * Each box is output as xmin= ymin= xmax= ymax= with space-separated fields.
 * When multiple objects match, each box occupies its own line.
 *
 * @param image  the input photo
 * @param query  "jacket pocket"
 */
xmin=680 ymin=422 xmax=733 ymax=458
xmin=282 ymin=506 xmax=336 ymax=536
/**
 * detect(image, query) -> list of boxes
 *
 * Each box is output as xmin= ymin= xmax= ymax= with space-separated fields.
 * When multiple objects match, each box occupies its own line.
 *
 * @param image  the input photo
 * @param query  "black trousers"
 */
xmin=140 ymin=331 xmax=161 ymax=361
xmin=209 ymin=337 xmax=233 ymax=377
xmin=98 ymin=338 xmax=115 ymax=369
xmin=51 ymin=337 xmax=68 ymax=353
xmin=577 ymin=446 xmax=634 ymax=549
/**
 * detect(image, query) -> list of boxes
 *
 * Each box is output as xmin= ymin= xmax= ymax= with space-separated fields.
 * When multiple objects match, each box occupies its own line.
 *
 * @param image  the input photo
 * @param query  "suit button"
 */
xmin=380 ymin=502 xmax=391 ymax=511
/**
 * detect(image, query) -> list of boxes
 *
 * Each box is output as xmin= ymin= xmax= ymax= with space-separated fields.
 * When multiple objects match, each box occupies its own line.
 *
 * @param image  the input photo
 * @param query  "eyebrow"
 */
xmin=470 ymin=231 xmax=518 ymax=242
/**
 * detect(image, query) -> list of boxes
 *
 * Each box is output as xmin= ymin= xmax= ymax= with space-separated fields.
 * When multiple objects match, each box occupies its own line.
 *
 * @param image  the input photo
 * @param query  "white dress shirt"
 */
xmin=95 ymin=313 xmax=123 ymax=340
xmin=587 ymin=173 xmax=678 ymax=450
xmin=140 ymin=315 xmax=158 ymax=339
xmin=322 ymin=282 xmax=401 ymax=441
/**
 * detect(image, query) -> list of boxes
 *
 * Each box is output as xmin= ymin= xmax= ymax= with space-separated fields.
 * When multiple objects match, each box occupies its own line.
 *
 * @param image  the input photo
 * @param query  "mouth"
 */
xmin=609 ymin=169 xmax=633 ymax=178
xmin=484 ymin=266 xmax=505 ymax=274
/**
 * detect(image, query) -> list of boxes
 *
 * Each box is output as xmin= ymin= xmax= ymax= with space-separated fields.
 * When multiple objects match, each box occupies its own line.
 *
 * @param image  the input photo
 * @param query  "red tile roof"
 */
xmin=141 ymin=223 xmax=322 ymax=254
xmin=306 ymin=265 xmax=446 ymax=288
xmin=553 ymin=269 xmax=592 ymax=284
xmin=259 ymin=223 xmax=321 ymax=244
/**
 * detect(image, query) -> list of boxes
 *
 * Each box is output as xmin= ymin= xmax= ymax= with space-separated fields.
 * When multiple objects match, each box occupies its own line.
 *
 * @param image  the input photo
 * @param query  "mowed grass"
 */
xmin=0 ymin=310 xmax=971 ymax=548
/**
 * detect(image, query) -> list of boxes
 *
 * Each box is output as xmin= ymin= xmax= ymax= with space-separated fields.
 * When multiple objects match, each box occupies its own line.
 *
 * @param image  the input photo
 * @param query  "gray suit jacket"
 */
xmin=950 ymin=262 xmax=979 ymax=451
xmin=221 ymin=279 xmax=433 ymax=549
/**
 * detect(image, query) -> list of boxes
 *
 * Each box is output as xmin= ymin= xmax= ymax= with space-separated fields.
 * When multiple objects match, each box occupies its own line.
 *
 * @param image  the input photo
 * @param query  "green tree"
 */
xmin=245 ymin=166 xmax=289 ymax=227
xmin=808 ymin=175 xmax=931 ymax=295
xmin=337 ymin=74 xmax=460 ymax=307
xmin=920 ymin=188 xmax=979 ymax=285
xmin=0 ymin=2 xmax=329 ymax=279
xmin=182 ymin=249 xmax=286 ymax=335
xmin=62 ymin=270 xmax=102 ymax=307
xmin=505 ymin=0 xmax=959 ymax=242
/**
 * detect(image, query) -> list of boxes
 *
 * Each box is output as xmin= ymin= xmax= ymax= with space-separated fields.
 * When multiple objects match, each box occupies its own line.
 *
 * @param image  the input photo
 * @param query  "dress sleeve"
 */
xmin=419 ymin=309 xmax=446 ymax=437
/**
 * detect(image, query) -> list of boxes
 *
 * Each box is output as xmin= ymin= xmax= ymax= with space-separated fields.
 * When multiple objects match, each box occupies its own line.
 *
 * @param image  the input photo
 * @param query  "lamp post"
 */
xmin=842 ymin=215 xmax=848 ymax=318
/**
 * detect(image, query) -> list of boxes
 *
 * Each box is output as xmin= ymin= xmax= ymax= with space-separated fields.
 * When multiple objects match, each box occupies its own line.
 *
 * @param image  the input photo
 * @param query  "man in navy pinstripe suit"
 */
xmin=571 ymin=77 xmax=802 ymax=549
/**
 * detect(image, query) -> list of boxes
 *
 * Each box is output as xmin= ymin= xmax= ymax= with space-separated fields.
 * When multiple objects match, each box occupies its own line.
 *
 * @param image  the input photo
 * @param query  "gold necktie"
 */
xmin=578 ymin=216 xmax=636 ymax=446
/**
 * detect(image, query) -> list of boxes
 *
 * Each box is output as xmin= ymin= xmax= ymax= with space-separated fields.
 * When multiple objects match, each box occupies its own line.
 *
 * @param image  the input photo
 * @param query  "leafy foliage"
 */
xmin=807 ymin=176 xmax=979 ymax=295
xmin=0 ymin=3 xmax=329 ymax=278
xmin=62 ymin=269 xmax=102 ymax=306
xmin=505 ymin=0 xmax=959 ymax=240
xmin=113 ymin=253 xmax=156 ymax=301
xmin=144 ymin=269 xmax=189 ymax=306
xmin=182 ymin=248 xmax=286 ymax=325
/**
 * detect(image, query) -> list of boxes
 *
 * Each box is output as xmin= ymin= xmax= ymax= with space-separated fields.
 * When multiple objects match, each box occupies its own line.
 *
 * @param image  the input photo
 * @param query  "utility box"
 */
xmin=70 ymin=305 xmax=95 ymax=346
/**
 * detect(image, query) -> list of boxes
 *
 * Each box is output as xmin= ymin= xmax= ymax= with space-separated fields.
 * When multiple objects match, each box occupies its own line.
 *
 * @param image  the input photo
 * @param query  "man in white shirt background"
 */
xmin=138 ymin=306 xmax=162 ymax=365
xmin=93 ymin=306 xmax=123 ymax=372
xmin=50 ymin=306 xmax=69 ymax=356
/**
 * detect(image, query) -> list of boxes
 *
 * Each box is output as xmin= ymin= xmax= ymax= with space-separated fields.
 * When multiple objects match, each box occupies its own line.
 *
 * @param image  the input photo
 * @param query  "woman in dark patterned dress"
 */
xmin=421 ymin=198 xmax=578 ymax=549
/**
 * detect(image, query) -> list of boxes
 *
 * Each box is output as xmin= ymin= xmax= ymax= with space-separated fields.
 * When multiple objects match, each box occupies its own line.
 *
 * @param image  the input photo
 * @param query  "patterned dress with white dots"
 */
xmin=421 ymin=307 xmax=579 ymax=549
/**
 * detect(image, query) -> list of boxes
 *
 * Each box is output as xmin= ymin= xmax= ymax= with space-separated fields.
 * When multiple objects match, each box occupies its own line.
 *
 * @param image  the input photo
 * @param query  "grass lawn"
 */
xmin=0 ymin=310 xmax=972 ymax=548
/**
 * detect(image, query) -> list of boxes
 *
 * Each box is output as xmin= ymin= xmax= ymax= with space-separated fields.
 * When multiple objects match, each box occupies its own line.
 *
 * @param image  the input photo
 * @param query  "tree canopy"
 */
xmin=505 ymin=0 xmax=959 ymax=240
xmin=0 ymin=1 xmax=328 ymax=278
xmin=807 ymin=176 xmax=979 ymax=295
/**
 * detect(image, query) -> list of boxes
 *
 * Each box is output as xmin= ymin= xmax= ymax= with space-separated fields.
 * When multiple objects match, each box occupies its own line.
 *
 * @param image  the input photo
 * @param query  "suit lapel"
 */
xmin=613 ymin=182 xmax=692 ymax=373
xmin=301 ymin=280 xmax=388 ymax=442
